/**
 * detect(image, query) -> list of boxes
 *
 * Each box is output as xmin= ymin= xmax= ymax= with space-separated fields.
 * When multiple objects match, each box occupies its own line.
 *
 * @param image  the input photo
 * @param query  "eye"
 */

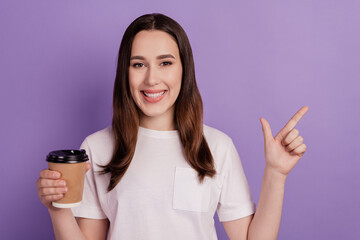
xmin=161 ymin=61 xmax=172 ymax=66
xmin=132 ymin=63 xmax=145 ymax=68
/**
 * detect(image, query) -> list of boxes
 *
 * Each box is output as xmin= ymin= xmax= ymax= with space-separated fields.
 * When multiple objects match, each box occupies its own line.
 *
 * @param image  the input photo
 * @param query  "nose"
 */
xmin=144 ymin=65 xmax=160 ymax=86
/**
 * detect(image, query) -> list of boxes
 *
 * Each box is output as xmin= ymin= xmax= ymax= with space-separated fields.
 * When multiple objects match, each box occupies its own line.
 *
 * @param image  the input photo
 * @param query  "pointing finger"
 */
xmin=275 ymin=106 xmax=309 ymax=141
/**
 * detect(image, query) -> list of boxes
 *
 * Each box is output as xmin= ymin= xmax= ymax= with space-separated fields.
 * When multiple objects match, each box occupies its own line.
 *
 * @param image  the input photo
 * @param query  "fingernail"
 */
xmin=61 ymin=188 xmax=67 ymax=193
xmin=59 ymin=181 xmax=66 ymax=186
xmin=54 ymin=173 xmax=60 ymax=178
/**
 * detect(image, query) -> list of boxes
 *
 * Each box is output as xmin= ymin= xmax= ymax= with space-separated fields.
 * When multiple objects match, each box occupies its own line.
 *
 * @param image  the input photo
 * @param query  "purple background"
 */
xmin=1 ymin=0 xmax=359 ymax=239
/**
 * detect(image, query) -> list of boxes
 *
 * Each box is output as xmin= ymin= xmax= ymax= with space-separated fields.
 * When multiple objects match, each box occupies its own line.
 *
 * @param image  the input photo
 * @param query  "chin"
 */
xmin=139 ymin=108 xmax=162 ymax=117
xmin=140 ymin=106 xmax=173 ymax=119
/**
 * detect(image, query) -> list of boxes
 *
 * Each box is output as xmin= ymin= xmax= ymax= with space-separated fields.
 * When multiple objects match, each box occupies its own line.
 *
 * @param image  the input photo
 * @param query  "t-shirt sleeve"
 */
xmin=71 ymin=138 xmax=107 ymax=219
xmin=216 ymin=139 xmax=256 ymax=222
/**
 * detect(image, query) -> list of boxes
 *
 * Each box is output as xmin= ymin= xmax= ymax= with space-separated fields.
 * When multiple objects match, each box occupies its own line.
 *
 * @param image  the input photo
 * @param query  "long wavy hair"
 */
xmin=100 ymin=13 xmax=216 ymax=192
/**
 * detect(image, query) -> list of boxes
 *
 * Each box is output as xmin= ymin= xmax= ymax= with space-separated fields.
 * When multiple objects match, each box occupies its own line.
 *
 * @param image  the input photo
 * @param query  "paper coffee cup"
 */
xmin=46 ymin=149 xmax=88 ymax=208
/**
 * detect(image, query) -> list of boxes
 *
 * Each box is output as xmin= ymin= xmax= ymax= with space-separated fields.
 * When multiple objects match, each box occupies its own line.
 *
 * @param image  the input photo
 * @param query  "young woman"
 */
xmin=36 ymin=13 xmax=308 ymax=240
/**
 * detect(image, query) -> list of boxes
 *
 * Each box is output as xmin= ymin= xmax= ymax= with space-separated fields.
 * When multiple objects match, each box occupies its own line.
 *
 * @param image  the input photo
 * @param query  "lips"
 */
xmin=142 ymin=90 xmax=165 ymax=98
xmin=141 ymin=90 xmax=167 ymax=103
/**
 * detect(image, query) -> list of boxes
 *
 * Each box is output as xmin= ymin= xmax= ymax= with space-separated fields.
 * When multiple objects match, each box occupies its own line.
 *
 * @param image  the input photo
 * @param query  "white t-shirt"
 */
xmin=72 ymin=125 xmax=256 ymax=240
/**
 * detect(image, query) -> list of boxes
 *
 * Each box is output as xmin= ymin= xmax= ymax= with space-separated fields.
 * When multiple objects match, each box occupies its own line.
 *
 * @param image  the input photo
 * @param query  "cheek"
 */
xmin=128 ymin=71 xmax=140 ymax=90
xmin=167 ymin=67 xmax=182 ymax=89
xmin=128 ymin=70 xmax=135 ymax=87
xmin=175 ymin=69 xmax=182 ymax=92
xmin=128 ymin=75 xmax=139 ymax=102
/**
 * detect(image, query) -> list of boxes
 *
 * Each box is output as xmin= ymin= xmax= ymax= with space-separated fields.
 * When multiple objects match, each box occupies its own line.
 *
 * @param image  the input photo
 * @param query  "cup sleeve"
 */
xmin=71 ymin=138 xmax=107 ymax=219
xmin=216 ymin=139 xmax=256 ymax=222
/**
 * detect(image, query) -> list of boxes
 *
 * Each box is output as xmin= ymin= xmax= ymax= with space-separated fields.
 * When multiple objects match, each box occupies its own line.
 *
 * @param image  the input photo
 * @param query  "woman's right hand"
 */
xmin=36 ymin=169 xmax=68 ymax=209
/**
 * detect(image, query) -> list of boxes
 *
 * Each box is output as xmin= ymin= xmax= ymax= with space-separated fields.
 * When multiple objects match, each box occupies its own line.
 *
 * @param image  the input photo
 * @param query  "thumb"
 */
xmin=85 ymin=162 xmax=91 ymax=172
xmin=260 ymin=118 xmax=273 ymax=143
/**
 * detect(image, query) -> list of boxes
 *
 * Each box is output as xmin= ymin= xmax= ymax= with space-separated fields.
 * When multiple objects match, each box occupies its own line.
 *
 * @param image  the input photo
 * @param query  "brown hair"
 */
xmin=100 ymin=13 xmax=216 ymax=192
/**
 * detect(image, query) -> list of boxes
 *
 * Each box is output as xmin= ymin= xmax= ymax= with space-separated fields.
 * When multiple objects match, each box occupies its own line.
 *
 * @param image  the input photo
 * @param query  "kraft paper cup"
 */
xmin=46 ymin=150 xmax=88 ymax=208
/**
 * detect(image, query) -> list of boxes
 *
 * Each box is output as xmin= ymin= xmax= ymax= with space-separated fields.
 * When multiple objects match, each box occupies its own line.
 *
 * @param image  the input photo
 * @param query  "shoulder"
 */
xmin=203 ymin=124 xmax=236 ymax=158
xmin=80 ymin=126 xmax=114 ymax=166
xmin=203 ymin=124 xmax=239 ymax=175
xmin=203 ymin=124 xmax=233 ymax=147
xmin=83 ymin=126 xmax=114 ymax=146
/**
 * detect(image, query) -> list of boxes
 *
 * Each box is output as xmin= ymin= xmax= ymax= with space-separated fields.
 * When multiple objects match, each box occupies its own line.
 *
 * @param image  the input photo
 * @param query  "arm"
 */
xmin=48 ymin=208 xmax=108 ymax=240
xmin=223 ymin=169 xmax=285 ymax=240
xmin=77 ymin=217 xmax=109 ymax=240
xmin=222 ymin=168 xmax=285 ymax=240
xmin=223 ymin=106 xmax=309 ymax=240
xmin=222 ymin=214 xmax=253 ymax=240
xmin=247 ymin=168 xmax=286 ymax=239
xmin=37 ymin=165 xmax=108 ymax=240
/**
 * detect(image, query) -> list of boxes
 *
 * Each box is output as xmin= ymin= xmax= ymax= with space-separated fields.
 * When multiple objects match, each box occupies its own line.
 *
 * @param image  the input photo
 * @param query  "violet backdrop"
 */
xmin=0 ymin=0 xmax=359 ymax=239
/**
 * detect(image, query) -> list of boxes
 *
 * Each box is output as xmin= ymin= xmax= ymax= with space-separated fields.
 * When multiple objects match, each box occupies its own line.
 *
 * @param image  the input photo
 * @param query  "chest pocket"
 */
xmin=172 ymin=167 xmax=211 ymax=212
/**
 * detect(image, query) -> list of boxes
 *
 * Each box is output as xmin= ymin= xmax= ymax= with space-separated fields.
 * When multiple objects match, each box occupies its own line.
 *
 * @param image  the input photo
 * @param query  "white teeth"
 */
xmin=143 ymin=91 xmax=165 ymax=98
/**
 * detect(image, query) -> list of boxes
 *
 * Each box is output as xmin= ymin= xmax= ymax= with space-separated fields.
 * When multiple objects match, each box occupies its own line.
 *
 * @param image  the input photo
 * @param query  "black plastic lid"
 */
xmin=46 ymin=149 xmax=89 ymax=163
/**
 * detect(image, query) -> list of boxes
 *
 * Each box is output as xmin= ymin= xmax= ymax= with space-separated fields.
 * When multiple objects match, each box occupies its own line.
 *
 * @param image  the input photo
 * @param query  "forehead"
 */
xmin=131 ymin=30 xmax=179 ymax=57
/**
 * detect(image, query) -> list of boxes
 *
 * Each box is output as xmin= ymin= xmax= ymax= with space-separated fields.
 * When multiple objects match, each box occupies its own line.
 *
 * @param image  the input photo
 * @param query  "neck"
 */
xmin=139 ymin=109 xmax=176 ymax=131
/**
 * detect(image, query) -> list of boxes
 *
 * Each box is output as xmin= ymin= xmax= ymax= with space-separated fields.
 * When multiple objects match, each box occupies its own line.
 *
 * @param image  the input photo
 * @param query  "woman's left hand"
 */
xmin=260 ymin=106 xmax=309 ymax=177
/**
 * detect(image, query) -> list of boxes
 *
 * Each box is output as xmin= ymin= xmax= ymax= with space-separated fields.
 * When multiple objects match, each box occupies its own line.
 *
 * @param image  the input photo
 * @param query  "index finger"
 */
xmin=39 ymin=169 xmax=61 ymax=179
xmin=275 ymin=106 xmax=309 ymax=141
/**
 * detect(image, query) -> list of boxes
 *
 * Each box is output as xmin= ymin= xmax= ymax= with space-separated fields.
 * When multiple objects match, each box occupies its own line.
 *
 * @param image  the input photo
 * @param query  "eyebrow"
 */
xmin=130 ymin=54 xmax=175 ymax=60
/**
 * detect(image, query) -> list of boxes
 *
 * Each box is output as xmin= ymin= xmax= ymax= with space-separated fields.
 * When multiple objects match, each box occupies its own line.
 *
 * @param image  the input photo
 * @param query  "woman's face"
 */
xmin=129 ymin=30 xmax=182 ymax=130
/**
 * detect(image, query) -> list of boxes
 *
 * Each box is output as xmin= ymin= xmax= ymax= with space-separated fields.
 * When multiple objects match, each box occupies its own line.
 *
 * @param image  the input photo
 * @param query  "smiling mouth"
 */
xmin=141 ymin=90 xmax=166 ymax=99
